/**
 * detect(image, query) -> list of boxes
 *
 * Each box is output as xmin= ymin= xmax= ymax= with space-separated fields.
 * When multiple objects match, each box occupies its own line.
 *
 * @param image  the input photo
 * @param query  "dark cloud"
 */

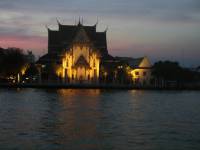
xmin=0 ymin=0 xmax=199 ymax=66
xmin=0 ymin=26 xmax=30 ymax=36
xmin=0 ymin=0 xmax=200 ymax=22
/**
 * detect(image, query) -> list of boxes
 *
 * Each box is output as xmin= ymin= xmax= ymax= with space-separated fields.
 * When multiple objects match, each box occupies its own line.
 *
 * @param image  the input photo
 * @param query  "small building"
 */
xmin=116 ymin=56 xmax=152 ymax=85
xmin=129 ymin=57 xmax=152 ymax=85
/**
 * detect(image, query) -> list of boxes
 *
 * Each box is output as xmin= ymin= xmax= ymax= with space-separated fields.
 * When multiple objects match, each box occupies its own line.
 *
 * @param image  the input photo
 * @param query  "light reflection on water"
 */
xmin=0 ymin=89 xmax=200 ymax=150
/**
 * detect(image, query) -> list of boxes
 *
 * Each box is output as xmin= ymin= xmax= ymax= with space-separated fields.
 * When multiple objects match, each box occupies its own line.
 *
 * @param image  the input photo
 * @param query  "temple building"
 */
xmin=37 ymin=20 xmax=152 ymax=85
xmin=37 ymin=20 xmax=112 ymax=83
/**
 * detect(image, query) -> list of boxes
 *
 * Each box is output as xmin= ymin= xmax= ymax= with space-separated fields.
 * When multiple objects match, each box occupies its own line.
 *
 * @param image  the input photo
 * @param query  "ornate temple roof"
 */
xmin=38 ymin=21 xmax=110 ymax=65
xmin=128 ymin=58 xmax=145 ymax=68
xmin=48 ymin=22 xmax=108 ymax=57
xmin=115 ymin=56 xmax=151 ymax=68
xmin=37 ymin=53 xmax=61 ymax=64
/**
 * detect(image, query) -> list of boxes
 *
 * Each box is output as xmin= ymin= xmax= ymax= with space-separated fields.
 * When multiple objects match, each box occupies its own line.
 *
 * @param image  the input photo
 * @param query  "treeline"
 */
xmin=0 ymin=47 xmax=26 ymax=77
xmin=0 ymin=47 xmax=38 ymax=83
xmin=152 ymin=61 xmax=200 ymax=87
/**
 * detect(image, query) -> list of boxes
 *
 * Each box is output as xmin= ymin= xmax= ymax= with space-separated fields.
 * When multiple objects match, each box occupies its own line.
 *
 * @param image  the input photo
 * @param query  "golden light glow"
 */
xmin=57 ymin=45 xmax=100 ymax=83
xmin=130 ymin=68 xmax=151 ymax=85
xmin=56 ymin=66 xmax=64 ymax=78
xmin=21 ymin=64 xmax=29 ymax=75
xmin=128 ymin=57 xmax=152 ymax=85
xmin=131 ymin=69 xmax=141 ymax=79
xmin=104 ymin=71 xmax=108 ymax=77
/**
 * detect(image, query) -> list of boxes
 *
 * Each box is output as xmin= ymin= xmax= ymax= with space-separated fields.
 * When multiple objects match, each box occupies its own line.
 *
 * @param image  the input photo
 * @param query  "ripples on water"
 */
xmin=0 ymin=89 xmax=200 ymax=150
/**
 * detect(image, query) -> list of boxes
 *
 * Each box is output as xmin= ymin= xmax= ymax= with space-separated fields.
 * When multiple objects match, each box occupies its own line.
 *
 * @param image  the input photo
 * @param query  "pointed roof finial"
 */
xmin=78 ymin=16 xmax=81 ymax=26
xmin=104 ymin=26 xmax=108 ymax=32
xmin=45 ymin=25 xmax=50 ymax=31
xmin=56 ymin=18 xmax=61 ymax=25
xmin=94 ymin=17 xmax=99 ymax=27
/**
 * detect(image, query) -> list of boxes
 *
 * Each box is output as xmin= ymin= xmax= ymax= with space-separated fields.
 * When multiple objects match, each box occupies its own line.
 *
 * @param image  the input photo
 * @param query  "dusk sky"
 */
xmin=0 ymin=0 xmax=200 ymax=67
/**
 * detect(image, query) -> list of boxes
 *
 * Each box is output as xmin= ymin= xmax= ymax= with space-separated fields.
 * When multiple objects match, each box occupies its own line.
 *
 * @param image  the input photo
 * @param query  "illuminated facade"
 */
xmin=103 ymin=56 xmax=152 ymax=85
xmin=37 ymin=20 xmax=109 ymax=83
xmin=56 ymin=43 xmax=100 ymax=83
xmin=37 ymin=20 xmax=152 ymax=85
xmin=129 ymin=57 xmax=152 ymax=85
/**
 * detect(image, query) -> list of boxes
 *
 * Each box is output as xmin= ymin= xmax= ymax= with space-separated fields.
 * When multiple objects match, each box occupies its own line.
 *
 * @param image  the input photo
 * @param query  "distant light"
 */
xmin=118 ymin=66 xmax=123 ymax=69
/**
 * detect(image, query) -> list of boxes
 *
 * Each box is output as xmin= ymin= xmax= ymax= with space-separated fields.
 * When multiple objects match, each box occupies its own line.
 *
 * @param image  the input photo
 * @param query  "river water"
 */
xmin=0 ymin=89 xmax=200 ymax=150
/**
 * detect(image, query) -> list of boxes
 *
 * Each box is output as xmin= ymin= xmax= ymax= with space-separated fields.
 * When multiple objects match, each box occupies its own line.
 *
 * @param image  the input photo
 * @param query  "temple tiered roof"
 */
xmin=47 ymin=21 xmax=108 ymax=57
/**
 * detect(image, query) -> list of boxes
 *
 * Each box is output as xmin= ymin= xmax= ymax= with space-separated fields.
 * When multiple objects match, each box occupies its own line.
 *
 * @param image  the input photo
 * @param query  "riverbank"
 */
xmin=0 ymin=83 xmax=200 ymax=90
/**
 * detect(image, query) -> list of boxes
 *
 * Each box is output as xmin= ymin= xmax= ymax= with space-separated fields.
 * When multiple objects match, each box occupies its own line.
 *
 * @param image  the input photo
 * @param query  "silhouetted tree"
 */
xmin=180 ymin=68 xmax=200 ymax=83
xmin=153 ymin=61 xmax=181 ymax=79
xmin=152 ymin=61 xmax=182 ymax=87
xmin=0 ymin=47 xmax=27 ymax=78
xmin=152 ymin=61 xmax=200 ymax=87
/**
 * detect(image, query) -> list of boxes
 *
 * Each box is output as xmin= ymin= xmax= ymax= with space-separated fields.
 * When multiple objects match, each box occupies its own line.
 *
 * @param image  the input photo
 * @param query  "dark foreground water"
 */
xmin=0 ymin=89 xmax=200 ymax=150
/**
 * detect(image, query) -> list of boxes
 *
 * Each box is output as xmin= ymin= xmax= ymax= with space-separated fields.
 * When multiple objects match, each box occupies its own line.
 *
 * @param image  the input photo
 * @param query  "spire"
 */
xmin=45 ymin=25 xmax=50 ymax=31
xmin=56 ymin=18 xmax=61 ymax=25
xmin=56 ymin=18 xmax=61 ymax=30
xmin=94 ymin=17 xmax=99 ymax=27
xmin=78 ymin=16 xmax=81 ymax=26
xmin=104 ymin=26 xmax=108 ymax=33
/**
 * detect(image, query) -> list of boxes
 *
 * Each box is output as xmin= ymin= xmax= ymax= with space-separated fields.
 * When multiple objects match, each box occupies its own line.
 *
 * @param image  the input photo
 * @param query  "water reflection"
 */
xmin=0 ymin=89 xmax=200 ymax=150
xmin=55 ymin=89 xmax=102 ymax=149
xmin=58 ymin=89 xmax=101 ymax=97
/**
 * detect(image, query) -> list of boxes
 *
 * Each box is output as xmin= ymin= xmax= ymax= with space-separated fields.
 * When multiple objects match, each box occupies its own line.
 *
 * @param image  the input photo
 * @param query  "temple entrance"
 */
xmin=77 ymin=67 xmax=86 ymax=82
